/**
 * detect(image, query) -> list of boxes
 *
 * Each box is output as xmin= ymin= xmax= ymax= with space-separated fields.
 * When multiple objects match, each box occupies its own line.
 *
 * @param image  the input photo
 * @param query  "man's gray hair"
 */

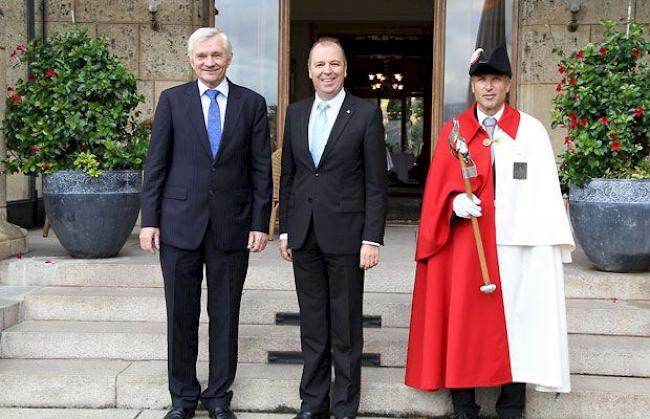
xmin=187 ymin=27 xmax=233 ymax=57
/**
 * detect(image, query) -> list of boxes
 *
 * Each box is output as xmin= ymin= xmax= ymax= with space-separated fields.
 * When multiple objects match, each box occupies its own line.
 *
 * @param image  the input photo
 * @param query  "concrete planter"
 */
xmin=569 ymin=179 xmax=650 ymax=272
xmin=43 ymin=170 xmax=142 ymax=258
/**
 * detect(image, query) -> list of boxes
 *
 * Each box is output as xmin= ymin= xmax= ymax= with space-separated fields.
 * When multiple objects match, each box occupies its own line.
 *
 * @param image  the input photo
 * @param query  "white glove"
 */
xmin=453 ymin=193 xmax=482 ymax=218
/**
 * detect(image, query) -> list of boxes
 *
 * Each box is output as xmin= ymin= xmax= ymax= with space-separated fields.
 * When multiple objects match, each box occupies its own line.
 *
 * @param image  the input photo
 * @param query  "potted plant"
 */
xmin=2 ymin=27 xmax=149 ymax=258
xmin=551 ymin=20 xmax=650 ymax=272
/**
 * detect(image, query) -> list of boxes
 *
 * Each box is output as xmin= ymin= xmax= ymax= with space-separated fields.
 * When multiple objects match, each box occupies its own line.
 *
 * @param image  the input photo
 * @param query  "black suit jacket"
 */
xmin=279 ymin=92 xmax=387 ymax=254
xmin=141 ymin=79 xmax=272 ymax=251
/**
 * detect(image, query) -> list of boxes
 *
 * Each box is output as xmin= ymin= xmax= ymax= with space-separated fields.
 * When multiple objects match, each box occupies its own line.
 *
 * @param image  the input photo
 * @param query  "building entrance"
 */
xmin=288 ymin=1 xmax=434 ymax=221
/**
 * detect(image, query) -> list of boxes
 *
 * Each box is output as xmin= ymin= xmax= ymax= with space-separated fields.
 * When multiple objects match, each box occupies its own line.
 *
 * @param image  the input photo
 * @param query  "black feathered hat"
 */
xmin=468 ymin=45 xmax=512 ymax=77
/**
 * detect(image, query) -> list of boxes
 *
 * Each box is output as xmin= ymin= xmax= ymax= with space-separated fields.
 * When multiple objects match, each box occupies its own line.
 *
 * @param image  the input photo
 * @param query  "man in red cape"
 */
xmin=405 ymin=46 xmax=574 ymax=419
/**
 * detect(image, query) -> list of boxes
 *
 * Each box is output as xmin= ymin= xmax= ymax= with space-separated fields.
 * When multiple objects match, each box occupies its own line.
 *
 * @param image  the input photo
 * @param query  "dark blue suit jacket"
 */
xmin=141 ymin=79 xmax=272 ymax=251
xmin=278 ymin=92 xmax=387 ymax=254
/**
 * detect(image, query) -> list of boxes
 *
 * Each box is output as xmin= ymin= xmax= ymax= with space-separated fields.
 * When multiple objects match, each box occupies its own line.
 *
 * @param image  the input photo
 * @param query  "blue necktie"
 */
xmin=205 ymin=89 xmax=222 ymax=158
xmin=310 ymin=102 xmax=330 ymax=166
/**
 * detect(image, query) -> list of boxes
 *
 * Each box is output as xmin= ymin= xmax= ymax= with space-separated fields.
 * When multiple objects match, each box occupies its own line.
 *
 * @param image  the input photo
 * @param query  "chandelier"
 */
xmin=369 ymin=72 xmax=404 ymax=91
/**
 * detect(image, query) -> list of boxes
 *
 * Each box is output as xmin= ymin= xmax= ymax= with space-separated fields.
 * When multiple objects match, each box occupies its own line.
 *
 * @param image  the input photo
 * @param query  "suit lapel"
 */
xmin=214 ymin=79 xmax=243 ymax=165
xmin=317 ymin=93 xmax=356 ymax=168
xmin=184 ymin=81 xmax=213 ymax=159
xmin=299 ymin=98 xmax=315 ymax=169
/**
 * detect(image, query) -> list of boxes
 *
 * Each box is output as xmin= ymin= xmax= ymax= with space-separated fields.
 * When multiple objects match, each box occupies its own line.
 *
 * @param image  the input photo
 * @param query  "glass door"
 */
xmin=210 ymin=0 xmax=287 ymax=149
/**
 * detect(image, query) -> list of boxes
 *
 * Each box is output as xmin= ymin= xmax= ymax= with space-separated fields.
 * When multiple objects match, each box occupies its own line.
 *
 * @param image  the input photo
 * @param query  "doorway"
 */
xmin=209 ymin=0 xmax=517 ymax=223
xmin=290 ymin=1 xmax=434 ymax=221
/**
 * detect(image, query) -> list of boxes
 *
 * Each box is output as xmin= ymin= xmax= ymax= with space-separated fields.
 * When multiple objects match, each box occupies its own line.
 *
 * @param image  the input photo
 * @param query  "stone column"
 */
xmin=0 ymin=7 xmax=27 ymax=259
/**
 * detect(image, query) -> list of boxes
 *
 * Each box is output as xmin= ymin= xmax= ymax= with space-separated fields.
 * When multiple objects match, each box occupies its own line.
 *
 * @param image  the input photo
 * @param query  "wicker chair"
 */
xmin=268 ymin=148 xmax=282 ymax=240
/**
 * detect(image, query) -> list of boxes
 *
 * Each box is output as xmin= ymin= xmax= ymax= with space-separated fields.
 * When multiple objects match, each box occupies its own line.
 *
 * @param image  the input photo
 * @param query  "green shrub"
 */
xmin=551 ymin=20 xmax=650 ymax=187
xmin=3 ymin=27 xmax=149 ymax=176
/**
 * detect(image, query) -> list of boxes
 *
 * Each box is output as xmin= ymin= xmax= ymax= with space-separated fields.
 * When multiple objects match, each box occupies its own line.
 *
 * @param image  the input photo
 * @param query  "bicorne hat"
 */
xmin=468 ymin=45 xmax=512 ymax=77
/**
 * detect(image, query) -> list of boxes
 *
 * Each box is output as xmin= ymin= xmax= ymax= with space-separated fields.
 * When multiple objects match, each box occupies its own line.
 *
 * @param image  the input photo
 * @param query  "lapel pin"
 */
xmin=346 ymin=109 xmax=351 ymax=114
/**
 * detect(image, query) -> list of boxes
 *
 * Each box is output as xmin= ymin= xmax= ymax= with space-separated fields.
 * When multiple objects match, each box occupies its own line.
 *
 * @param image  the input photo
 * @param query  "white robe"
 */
xmin=492 ymin=111 xmax=575 ymax=393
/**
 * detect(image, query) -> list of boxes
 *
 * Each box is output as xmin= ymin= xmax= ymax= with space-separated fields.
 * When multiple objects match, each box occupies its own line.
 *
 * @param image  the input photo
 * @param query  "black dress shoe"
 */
xmin=163 ymin=407 xmax=195 ymax=419
xmin=293 ymin=412 xmax=329 ymax=419
xmin=207 ymin=406 xmax=237 ymax=419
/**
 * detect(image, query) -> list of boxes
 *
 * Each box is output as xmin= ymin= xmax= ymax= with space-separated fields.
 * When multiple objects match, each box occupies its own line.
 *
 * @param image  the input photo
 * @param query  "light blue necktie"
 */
xmin=483 ymin=116 xmax=497 ymax=139
xmin=205 ymin=89 xmax=222 ymax=158
xmin=310 ymin=102 xmax=330 ymax=166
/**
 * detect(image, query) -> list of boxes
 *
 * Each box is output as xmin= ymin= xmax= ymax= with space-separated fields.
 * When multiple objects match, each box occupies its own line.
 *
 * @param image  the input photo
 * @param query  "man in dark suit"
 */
xmin=140 ymin=27 xmax=272 ymax=419
xmin=279 ymin=37 xmax=387 ymax=419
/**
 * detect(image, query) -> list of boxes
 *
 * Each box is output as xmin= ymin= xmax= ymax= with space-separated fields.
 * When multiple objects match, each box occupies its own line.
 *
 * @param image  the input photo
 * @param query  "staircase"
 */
xmin=0 ymin=227 xmax=648 ymax=418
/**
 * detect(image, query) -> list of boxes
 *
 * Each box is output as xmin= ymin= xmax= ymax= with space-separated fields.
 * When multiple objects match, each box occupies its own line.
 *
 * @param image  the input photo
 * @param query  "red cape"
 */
xmin=405 ymin=104 xmax=521 ymax=390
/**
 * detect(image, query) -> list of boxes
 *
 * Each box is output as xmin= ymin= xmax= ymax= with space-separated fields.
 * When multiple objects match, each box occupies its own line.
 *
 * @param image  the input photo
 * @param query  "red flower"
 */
xmin=569 ymin=119 xmax=577 ymax=128
xmin=30 ymin=145 xmax=40 ymax=153
xmin=27 ymin=73 xmax=35 ymax=81
xmin=632 ymin=48 xmax=640 ymax=59
xmin=569 ymin=113 xmax=577 ymax=121
xmin=555 ymin=83 xmax=562 ymax=92
xmin=579 ymin=118 xmax=588 ymax=126
xmin=6 ymin=86 xmax=14 ymax=92
xmin=569 ymin=79 xmax=577 ymax=86
xmin=9 ymin=94 xmax=22 ymax=102
xmin=600 ymin=116 xmax=608 ymax=125
xmin=41 ymin=162 xmax=50 ymax=170
xmin=45 ymin=69 xmax=55 ymax=78
xmin=634 ymin=108 xmax=645 ymax=117
xmin=10 ymin=45 xmax=26 ymax=60
xmin=558 ymin=65 xmax=566 ymax=74
xmin=564 ymin=136 xmax=573 ymax=145
xmin=610 ymin=133 xmax=618 ymax=140
xmin=576 ymin=50 xmax=585 ymax=60
xmin=599 ymin=47 xmax=607 ymax=57
xmin=610 ymin=141 xmax=621 ymax=151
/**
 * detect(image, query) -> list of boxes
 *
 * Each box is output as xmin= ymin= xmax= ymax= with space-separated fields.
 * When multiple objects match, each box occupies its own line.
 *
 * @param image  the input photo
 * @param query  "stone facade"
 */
xmin=0 ymin=0 xmax=647 ymax=205
xmin=517 ymin=0 xmax=649 ymax=155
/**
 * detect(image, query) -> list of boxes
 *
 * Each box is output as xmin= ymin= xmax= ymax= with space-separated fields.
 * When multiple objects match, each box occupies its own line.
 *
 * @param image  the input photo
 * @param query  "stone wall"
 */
xmin=517 ymin=0 xmax=649 ymax=155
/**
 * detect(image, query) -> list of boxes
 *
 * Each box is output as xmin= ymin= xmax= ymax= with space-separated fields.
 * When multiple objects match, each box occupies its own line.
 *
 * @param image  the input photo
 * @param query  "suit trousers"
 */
xmin=292 ymin=223 xmax=365 ymax=417
xmin=450 ymin=382 xmax=526 ymax=418
xmin=160 ymin=225 xmax=249 ymax=411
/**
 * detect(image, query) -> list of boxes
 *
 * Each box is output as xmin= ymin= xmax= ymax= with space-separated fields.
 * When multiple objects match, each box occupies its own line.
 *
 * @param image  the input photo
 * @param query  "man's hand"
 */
xmin=140 ymin=227 xmax=160 ymax=254
xmin=279 ymin=238 xmax=293 ymax=262
xmin=248 ymin=231 xmax=269 ymax=252
xmin=359 ymin=243 xmax=380 ymax=270
xmin=452 ymin=193 xmax=482 ymax=218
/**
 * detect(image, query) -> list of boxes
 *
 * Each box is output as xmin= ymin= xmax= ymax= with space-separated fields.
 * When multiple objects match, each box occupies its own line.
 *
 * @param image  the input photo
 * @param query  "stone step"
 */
xmin=24 ymin=286 xmax=650 ymax=336
xmin=2 ymin=321 xmax=648 ymax=377
xmin=3 ymin=254 xmax=649 ymax=300
xmin=0 ymin=409 xmax=401 ymax=419
xmin=23 ymin=287 xmax=411 ymax=329
xmin=0 ymin=299 xmax=20 ymax=331
xmin=0 ymin=359 xmax=647 ymax=418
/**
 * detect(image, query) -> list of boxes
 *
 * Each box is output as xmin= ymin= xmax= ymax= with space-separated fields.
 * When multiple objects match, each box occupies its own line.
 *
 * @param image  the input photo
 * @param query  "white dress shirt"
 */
xmin=197 ymin=78 xmax=229 ymax=131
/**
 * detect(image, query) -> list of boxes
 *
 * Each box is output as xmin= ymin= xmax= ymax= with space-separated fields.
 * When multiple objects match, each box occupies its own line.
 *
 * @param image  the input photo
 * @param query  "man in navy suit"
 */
xmin=279 ymin=38 xmax=387 ymax=419
xmin=140 ymin=27 xmax=272 ymax=419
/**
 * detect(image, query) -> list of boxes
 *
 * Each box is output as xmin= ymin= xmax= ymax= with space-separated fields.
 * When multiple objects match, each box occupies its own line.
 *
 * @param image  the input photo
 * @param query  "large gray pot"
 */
xmin=43 ymin=170 xmax=142 ymax=258
xmin=569 ymin=179 xmax=650 ymax=272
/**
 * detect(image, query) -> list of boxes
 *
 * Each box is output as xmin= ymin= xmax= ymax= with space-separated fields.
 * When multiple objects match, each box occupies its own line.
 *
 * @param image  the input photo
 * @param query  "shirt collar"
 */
xmin=313 ymin=88 xmax=346 ymax=111
xmin=476 ymin=105 xmax=505 ymax=127
xmin=198 ymin=78 xmax=229 ymax=98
